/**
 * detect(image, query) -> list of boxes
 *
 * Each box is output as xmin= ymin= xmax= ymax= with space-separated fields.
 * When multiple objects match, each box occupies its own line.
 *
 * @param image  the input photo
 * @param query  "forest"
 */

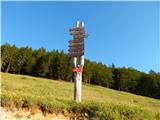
xmin=1 ymin=43 xmax=160 ymax=99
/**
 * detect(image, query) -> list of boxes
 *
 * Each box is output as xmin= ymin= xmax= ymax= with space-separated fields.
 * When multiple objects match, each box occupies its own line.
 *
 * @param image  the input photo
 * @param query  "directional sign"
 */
xmin=69 ymin=43 xmax=84 ymax=51
xmin=69 ymin=27 xmax=84 ymax=32
xmin=70 ymin=30 xmax=84 ymax=33
xmin=68 ymin=23 xmax=88 ymax=57
xmin=73 ymin=34 xmax=89 ymax=38
xmin=68 ymin=38 xmax=84 ymax=57
xmin=69 ymin=52 xmax=84 ymax=57
xmin=69 ymin=40 xmax=84 ymax=44
xmin=68 ymin=49 xmax=84 ymax=53
xmin=69 ymin=42 xmax=84 ymax=47
xmin=69 ymin=48 xmax=84 ymax=51
xmin=69 ymin=52 xmax=84 ymax=56
xmin=70 ymin=28 xmax=88 ymax=38
xmin=69 ymin=44 xmax=84 ymax=48
xmin=69 ymin=39 xmax=84 ymax=43
xmin=69 ymin=51 xmax=84 ymax=54
xmin=70 ymin=31 xmax=84 ymax=35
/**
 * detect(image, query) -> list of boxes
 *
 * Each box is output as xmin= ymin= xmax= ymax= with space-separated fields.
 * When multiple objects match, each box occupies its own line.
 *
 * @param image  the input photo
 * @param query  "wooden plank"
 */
xmin=69 ymin=54 xmax=84 ymax=57
xmin=73 ymin=34 xmax=88 ymax=38
xmin=69 ymin=50 xmax=84 ymax=53
xmin=69 ymin=43 xmax=84 ymax=47
xmin=69 ymin=52 xmax=84 ymax=57
xmin=69 ymin=49 xmax=84 ymax=53
xmin=68 ymin=49 xmax=84 ymax=53
xmin=69 ymin=41 xmax=84 ymax=44
xmin=73 ymin=34 xmax=85 ymax=38
xmin=69 ymin=51 xmax=84 ymax=55
xmin=69 ymin=39 xmax=84 ymax=43
xmin=69 ymin=46 xmax=84 ymax=50
xmin=69 ymin=45 xmax=84 ymax=50
xmin=70 ymin=31 xmax=84 ymax=35
xmin=69 ymin=51 xmax=84 ymax=54
xmin=69 ymin=27 xmax=84 ymax=32
xmin=70 ymin=30 xmax=84 ymax=33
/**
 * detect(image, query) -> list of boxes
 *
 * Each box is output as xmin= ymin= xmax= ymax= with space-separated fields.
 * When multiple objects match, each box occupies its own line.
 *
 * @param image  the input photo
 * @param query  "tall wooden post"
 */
xmin=73 ymin=55 xmax=84 ymax=102
xmin=68 ymin=21 xmax=88 ymax=102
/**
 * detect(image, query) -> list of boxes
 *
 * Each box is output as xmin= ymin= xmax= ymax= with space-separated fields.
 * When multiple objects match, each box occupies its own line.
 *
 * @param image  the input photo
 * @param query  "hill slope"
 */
xmin=1 ymin=73 xmax=160 ymax=119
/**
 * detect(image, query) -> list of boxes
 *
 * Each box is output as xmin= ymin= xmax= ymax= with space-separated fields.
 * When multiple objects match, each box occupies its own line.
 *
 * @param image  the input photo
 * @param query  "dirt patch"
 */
xmin=0 ymin=107 xmax=70 ymax=120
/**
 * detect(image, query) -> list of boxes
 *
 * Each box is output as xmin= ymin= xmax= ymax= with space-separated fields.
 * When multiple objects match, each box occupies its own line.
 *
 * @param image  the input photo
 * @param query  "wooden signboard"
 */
xmin=73 ymin=34 xmax=88 ymax=39
xmin=69 ymin=27 xmax=84 ymax=32
xmin=68 ymin=38 xmax=84 ymax=57
xmin=68 ymin=49 xmax=84 ymax=53
xmin=70 ymin=31 xmax=84 ymax=35
xmin=69 ymin=52 xmax=84 ymax=57
xmin=69 ymin=44 xmax=84 ymax=48
xmin=68 ymin=22 xmax=88 ymax=58
xmin=69 ymin=48 xmax=84 ymax=57
xmin=69 ymin=43 xmax=84 ymax=47
xmin=69 ymin=39 xmax=84 ymax=43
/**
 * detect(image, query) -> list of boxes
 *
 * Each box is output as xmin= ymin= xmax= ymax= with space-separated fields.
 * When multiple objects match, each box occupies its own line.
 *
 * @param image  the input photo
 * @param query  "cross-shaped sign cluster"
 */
xmin=68 ymin=22 xmax=88 ymax=57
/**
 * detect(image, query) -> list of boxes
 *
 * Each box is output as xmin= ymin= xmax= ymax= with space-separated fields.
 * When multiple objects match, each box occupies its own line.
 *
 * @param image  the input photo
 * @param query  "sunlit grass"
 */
xmin=1 ymin=72 xmax=160 ymax=119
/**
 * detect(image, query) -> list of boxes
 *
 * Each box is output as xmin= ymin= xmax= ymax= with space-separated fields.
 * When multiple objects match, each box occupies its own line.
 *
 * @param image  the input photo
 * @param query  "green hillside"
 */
xmin=1 ymin=73 xmax=160 ymax=119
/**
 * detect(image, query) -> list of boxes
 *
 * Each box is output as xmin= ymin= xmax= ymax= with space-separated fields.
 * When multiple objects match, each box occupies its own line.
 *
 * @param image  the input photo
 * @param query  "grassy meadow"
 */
xmin=1 ymin=72 xmax=160 ymax=119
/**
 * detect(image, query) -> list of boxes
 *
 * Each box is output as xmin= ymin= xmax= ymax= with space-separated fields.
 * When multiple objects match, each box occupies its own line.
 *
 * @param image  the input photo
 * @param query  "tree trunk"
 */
xmin=5 ymin=62 xmax=10 ymax=73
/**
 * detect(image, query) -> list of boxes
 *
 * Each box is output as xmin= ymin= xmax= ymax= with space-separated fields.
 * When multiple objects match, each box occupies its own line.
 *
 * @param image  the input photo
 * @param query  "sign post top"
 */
xmin=68 ymin=21 xmax=88 ymax=57
xmin=76 ymin=21 xmax=84 ymax=28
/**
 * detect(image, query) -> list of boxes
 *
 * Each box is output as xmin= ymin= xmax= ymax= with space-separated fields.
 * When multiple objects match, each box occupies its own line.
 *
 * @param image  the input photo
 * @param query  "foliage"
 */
xmin=1 ymin=43 xmax=160 ymax=99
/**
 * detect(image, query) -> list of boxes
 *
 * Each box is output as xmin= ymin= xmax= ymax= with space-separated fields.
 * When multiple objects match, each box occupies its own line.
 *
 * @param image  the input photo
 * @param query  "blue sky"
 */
xmin=2 ymin=1 xmax=159 ymax=73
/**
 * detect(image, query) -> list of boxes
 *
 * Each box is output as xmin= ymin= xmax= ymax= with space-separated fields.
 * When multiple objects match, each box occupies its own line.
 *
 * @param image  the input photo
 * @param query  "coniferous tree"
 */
xmin=31 ymin=48 xmax=49 ymax=77
xmin=112 ymin=68 xmax=121 ymax=90
xmin=13 ymin=47 xmax=33 ymax=74
xmin=21 ymin=50 xmax=36 ymax=75
xmin=1 ymin=43 xmax=17 ymax=73
xmin=1 ymin=44 xmax=160 ymax=99
xmin=83 ymin=60 xmax=93 ymax=84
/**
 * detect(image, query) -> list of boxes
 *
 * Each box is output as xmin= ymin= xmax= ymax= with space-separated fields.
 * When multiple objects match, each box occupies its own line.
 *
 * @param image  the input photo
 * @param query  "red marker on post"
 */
xmin=72 ymin=67 xmax=83 ymax=72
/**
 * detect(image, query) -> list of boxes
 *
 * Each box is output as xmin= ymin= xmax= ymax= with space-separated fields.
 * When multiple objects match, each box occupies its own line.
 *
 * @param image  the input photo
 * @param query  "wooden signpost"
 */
xmin=68 ymin=21 xmax=88 ymax=102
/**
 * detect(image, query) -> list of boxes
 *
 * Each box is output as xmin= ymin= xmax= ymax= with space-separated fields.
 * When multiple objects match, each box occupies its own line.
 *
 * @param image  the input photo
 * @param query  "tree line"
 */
xmin=1 ymin=43 xmax=160 ymax=99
